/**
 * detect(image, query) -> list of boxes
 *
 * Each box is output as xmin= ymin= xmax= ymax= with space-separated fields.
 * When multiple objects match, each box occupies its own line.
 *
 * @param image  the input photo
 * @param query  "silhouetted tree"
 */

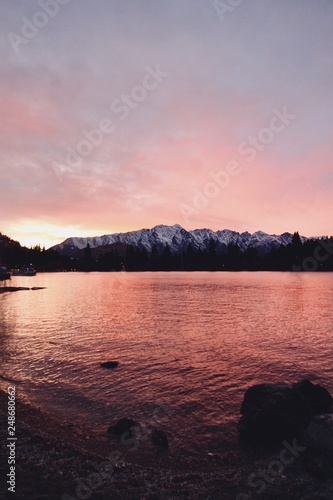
xmin=160 ymin=244 xmax=173 ymax=271
xmin=184 ymin=243 xmax=196 ymax=270
xmin=83 ymin=243 xmax=93 ymax=271
xmin=226 ymin=243 xmax=242 ymax=270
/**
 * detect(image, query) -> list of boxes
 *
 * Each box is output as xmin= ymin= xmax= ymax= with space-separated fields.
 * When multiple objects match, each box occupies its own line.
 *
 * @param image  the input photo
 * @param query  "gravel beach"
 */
xmin=1 ymin=389 xmax=333 ymax=499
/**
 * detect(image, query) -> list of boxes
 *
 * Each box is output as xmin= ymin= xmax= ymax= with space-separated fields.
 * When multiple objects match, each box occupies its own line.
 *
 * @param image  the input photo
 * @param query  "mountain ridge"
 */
xmin=50 ymin=224 xmax=310 ymax=257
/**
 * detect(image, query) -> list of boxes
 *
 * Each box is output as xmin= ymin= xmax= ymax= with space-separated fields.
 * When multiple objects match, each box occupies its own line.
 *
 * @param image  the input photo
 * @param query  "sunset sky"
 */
xmin=0 ymin=0 xmax=332 ymax=248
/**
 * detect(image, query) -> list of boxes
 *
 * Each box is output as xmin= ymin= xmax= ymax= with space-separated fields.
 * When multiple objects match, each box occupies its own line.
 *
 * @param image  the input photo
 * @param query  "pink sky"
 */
xmin=1 ymin=0 xmax=332 ymax=247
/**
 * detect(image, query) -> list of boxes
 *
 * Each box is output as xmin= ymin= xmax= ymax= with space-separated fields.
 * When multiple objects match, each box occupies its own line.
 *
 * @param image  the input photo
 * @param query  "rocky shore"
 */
xmin=1 ymin=387 xmax=333 ymax=499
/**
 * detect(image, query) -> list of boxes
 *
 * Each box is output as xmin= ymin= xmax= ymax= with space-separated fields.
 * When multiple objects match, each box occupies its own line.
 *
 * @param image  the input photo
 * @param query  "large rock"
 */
xmin=107 ymin=418 xmax=138 ymax=436
xmin=303 ymin=415 xmax=333 ymax=478
xmin=238 ymin=380 xmax=333 ymax=444
xmin=151 ymin=428 xmax=169 ymax=448
xmin=294 ymin=379 xmax=332 ymax=414
xmin=238 ymin=382 xmax=313 ymax=443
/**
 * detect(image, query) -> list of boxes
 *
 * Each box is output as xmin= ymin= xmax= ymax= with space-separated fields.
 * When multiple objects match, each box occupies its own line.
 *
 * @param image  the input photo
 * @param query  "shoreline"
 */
xmin=1 ymin=389 xmax=333 ymax=499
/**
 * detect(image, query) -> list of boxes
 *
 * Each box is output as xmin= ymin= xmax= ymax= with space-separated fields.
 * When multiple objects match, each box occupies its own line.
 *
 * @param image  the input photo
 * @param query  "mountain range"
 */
xmin=51 ymin=224 xmax=308 ymax=257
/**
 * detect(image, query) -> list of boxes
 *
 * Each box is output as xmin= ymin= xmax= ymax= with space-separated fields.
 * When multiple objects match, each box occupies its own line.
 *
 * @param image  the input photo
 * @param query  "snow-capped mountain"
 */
xmin=51 ymin=224 xmax=307 ymax=256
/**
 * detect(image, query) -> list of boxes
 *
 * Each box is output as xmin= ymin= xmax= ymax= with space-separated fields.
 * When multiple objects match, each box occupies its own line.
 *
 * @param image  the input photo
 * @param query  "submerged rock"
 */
xmin=100 ymin=361 xmax=119 ymax=369
xmin=238 ymin=380 xmax=332 ymax=443
xmin=151 ymin=428 xmax=169 ymax=448
xmin=107 ymin=418 xmax=138 ymax=435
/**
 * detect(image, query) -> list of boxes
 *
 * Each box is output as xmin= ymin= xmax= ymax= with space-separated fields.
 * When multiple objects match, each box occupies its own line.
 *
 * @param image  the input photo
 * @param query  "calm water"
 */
xmin=1 ymin=272 xmax=332 ymax=457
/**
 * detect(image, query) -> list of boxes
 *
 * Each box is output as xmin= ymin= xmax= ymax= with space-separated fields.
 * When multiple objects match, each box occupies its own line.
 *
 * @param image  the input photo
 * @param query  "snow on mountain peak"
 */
xmin=52 ymin=225 xmax=308 ymax=256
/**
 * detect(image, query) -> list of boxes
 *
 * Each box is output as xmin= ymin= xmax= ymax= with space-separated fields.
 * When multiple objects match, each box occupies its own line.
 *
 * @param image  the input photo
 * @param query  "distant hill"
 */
xmin=0 ymin=233 xmax=22 ymax=263
xmin=0 ymin=232 xmax=70 ymax=271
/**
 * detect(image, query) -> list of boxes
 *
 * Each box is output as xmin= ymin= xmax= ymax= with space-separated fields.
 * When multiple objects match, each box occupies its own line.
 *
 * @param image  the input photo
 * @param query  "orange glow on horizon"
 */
xmin=2 ymin=222 xmax=122 ymax=249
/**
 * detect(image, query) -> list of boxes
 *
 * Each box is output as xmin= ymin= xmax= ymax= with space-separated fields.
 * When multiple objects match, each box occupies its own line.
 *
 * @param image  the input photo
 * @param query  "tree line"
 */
xmin=1 ymin=232 xmax=332 ymax=272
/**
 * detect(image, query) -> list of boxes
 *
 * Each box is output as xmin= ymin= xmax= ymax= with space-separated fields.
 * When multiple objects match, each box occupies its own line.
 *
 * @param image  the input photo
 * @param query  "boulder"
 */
xmin=107 ymin=418 xmax=137 ymax=436
xmin=294 ymin=379 xmax=332 ymax=414
xmin=100 ymin=361 xmax=119 ymax=369
xmin=238 ymin=383 xmax=313 ymax=443
xmin=303 ymin=415 xmax=333 ymax=478
xmin=238 ymin=380 xmax=333 ymax=444
xmin=151 ymin=428 xmax=169 ymax=448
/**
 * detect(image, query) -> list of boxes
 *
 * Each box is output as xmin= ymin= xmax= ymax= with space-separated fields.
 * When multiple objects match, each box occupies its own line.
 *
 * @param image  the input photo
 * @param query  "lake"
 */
xmin=1 ymin=271 xmax=332 ymax=458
